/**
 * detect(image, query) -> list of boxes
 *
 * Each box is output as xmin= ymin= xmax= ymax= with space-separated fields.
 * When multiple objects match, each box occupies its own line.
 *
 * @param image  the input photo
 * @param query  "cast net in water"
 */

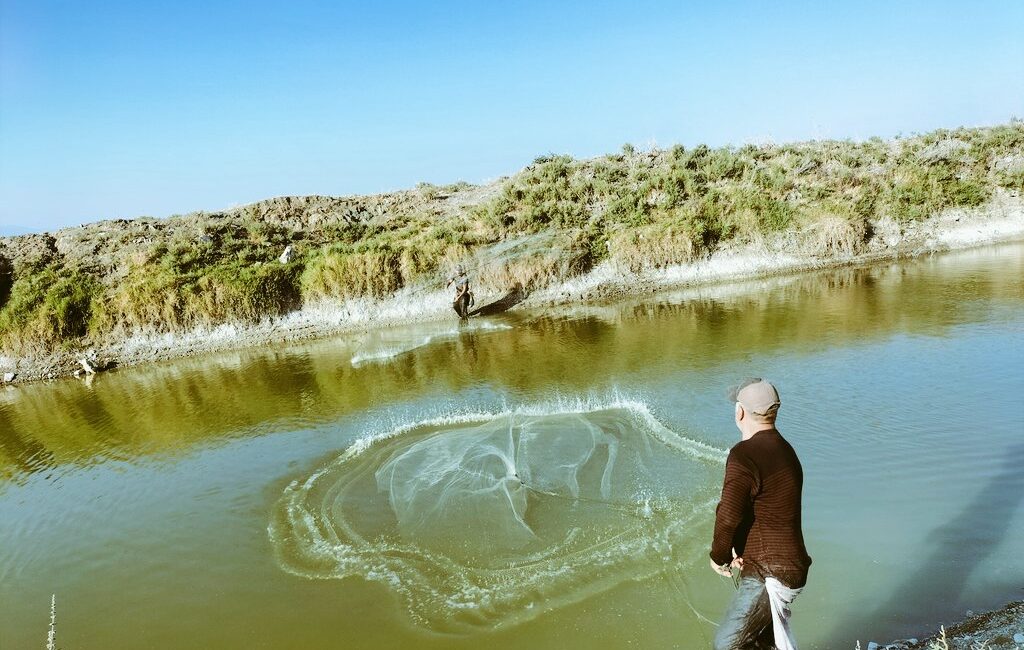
xmin=349 ymin=320 xmax=511 ymax=367
xmin=268 ymin=401 xmax=725 ymax=632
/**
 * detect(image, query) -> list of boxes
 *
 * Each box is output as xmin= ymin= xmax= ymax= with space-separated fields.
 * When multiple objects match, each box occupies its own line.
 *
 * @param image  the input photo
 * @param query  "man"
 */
xmin=446 ymin=263 xmax=473 ymax=319
xmin=709 ymin=378 xmax=812 ymax=650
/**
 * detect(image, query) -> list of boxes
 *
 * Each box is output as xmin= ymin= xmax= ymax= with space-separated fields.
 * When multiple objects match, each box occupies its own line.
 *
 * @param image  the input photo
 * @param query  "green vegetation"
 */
xmin=0 ymin=122 xmax=1021 ymax=355
xmin=89 ymin=223 xmax=304 ymax=334
xmin=471 ymin=122 xmax=1021 ymax=274
xmin=0 ymin=262 xmax=102 ymax=350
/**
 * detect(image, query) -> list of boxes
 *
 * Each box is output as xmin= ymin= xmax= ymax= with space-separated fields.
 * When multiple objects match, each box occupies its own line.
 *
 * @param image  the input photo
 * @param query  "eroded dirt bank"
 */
xmin=1 ymin=192 xmax=1021 ymax=385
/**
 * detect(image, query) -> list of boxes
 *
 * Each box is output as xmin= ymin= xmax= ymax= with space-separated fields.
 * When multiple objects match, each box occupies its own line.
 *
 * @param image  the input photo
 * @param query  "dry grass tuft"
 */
xmin=609 ymin=224 xmax=700 ymax=272
xmin=801 ymin=212 xmax=870 ymax=257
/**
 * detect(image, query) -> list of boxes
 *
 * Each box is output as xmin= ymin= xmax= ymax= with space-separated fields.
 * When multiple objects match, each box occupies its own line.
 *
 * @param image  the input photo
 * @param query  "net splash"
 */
xmin=268 ymin=399 xmax=725 ymax=633
xmin=350 ymin=320 xmax=512 ymax=366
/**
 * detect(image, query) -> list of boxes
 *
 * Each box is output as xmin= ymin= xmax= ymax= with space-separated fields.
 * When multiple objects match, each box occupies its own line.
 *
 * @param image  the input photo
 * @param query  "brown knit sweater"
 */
xmin=710 ymin=428 xmax=812 ymax=588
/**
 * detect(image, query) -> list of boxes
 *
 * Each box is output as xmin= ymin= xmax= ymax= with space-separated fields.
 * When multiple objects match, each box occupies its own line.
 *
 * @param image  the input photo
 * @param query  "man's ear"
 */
xmin=735 ymin=402 xmax=744 ymax=421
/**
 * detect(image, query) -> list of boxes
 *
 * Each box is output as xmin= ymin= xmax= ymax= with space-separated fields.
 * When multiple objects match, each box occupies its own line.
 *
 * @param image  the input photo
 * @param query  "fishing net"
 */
xmin=376 ymin=412 xmax=623 ymax=561
xmin=349 ymin=320 xmax=511 ymax=366
xmin=269 ymin=401 xmax=725 ymax=632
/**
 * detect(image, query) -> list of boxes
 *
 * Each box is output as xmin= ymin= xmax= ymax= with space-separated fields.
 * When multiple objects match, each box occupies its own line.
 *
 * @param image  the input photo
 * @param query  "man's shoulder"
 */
xmin=731 ymin=430 xmax=798 ymax=462
xmin=766 ymin=429 xmax=801 ymax=457
xmin=726 ymin=443 xmax=757 ymax=468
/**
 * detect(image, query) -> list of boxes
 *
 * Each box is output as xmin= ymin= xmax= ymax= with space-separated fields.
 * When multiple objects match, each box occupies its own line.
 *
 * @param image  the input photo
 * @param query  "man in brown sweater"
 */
xmin=709 ymin=378 xmax=812 ymax=650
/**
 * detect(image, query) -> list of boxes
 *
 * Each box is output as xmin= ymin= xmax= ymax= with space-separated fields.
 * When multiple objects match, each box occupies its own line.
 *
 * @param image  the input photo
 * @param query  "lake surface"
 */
xmin=2 ymin=242 xmax=1023 ymax=649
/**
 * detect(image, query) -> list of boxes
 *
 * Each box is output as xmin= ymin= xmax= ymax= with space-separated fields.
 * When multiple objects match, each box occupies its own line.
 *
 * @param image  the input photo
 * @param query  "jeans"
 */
xmin=713 ymin=577 xmax=775 ymax=650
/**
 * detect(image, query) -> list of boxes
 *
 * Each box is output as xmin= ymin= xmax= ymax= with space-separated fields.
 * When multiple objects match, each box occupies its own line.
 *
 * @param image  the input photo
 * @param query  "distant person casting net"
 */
xmin=447 ymin=263 xmax=474 ymax=319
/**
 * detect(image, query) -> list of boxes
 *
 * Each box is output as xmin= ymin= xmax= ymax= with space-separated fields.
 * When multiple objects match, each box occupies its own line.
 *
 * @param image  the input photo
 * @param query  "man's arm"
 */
xmin=710 ymin=450 xmax=756 ymax=566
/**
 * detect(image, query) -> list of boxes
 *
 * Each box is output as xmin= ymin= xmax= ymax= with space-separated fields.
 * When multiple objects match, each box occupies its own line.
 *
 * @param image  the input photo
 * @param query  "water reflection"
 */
xmin=1 ymin=243 xmax=1021 ymax=484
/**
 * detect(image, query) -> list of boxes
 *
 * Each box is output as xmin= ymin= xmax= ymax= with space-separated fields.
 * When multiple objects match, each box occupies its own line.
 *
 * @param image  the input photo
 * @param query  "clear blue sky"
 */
xmin=1 ymin=0 xmax=1022 ymax=234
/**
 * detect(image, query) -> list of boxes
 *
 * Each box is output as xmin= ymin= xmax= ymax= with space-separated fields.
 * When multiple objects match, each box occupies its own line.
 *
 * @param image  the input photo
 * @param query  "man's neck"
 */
xmin=740 ymin=424 xmax=776 ymax=441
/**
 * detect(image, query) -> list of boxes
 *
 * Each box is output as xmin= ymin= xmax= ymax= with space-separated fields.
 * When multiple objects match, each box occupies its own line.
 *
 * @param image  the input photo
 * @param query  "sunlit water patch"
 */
xmin=268 ymin=399 xmax=725 ymax=632
xmin=350 ymin=320 xmax=513 ymax=366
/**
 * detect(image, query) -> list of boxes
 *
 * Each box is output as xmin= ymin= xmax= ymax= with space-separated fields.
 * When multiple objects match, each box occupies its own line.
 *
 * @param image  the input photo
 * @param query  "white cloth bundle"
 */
xmin=764 ymin=577 xmax=803 ymax=650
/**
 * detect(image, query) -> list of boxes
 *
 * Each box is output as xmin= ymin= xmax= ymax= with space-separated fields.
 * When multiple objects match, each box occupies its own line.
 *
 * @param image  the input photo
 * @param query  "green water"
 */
xmin=2 ymin=242 xmax=1023 ymax=649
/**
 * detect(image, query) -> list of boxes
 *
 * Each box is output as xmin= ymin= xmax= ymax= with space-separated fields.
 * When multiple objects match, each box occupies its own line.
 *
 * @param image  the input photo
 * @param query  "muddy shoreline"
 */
xmin=871 ymin=600 xmax=1024 ymax=650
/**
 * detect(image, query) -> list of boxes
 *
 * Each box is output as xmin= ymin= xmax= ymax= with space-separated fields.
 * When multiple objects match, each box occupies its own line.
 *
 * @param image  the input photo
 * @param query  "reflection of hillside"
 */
xmin=1 ymin=243 xmax=1021 ymax=482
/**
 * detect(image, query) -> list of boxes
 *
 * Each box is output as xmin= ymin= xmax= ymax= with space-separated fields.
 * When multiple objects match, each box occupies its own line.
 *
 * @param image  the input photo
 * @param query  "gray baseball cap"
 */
xmin=727 ymin=378 xmax=781 ymax=416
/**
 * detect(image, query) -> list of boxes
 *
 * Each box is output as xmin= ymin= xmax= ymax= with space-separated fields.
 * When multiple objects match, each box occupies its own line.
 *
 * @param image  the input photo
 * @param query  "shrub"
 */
xmin=0 ymin=264 xmax=102 ymax=347
xmin=194 ymin=262 xmax=302 ymax=322
xmin=91 ymin=264 xmax=183 ymax=332
xmin=91 ymin=257 xmax=303 ymax=333
xmin=0 ymin=263 xmax=57 ymax=333
xmin=301 ymin=244 xmax=403 ymax=299
xmin=886 ymin=161 xmax=990 ymax=222
xmin=498 ymin=156 xmax=597 ymax=232
xmin=45 ymin=272 xmax=101 ymax=339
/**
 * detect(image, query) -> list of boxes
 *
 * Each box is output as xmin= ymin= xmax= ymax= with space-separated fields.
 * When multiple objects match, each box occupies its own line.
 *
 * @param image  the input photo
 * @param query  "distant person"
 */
xmin=447 ymin=264 xmax=473 ymax=319
xmin=709 ymin=378 xmax=812 ymax=650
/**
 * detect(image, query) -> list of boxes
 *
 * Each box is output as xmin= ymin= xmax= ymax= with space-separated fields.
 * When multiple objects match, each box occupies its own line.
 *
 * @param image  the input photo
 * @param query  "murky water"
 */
xmin=2 ymin=242 xmax=1023 ymax=649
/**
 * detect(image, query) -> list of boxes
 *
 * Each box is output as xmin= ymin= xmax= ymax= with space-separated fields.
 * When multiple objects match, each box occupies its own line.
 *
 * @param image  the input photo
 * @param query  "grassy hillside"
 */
xmin=1 ymin=122 xmax=1022 ymax=356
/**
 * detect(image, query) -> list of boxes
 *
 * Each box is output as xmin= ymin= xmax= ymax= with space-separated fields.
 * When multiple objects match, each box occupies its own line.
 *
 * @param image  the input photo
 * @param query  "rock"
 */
xmin=867 ymin=643 xmax=879 ymax=650
xmin=279 ymin=245 xmax=293 ymax=264
xmin=2 ymin=372 xmax=14 ymax=383
xmin=993 ymin=154 xmax=1024 ymax=174
xmin=1013 ymin=632 xmax=1024 ymax=644
xmin=917 ymin=138 xmax=970 ymax=163
xmin=78 ymin=348 xmax=100 ymax=375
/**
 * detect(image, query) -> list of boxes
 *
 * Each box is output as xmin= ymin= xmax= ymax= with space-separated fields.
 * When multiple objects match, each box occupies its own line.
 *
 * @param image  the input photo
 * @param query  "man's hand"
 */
xmin=709 ymin=548 xmax=743 ymax=577
xmin=730 ymin=548 xmax=744 ymax=571
xmin=709 ymin=557 xmax=732 ymax=577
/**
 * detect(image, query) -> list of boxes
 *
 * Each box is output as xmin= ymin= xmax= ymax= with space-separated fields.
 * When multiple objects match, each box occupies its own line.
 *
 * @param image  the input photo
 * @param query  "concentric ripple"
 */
xmin=268 ymin=399 xmax=726 ymax=633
